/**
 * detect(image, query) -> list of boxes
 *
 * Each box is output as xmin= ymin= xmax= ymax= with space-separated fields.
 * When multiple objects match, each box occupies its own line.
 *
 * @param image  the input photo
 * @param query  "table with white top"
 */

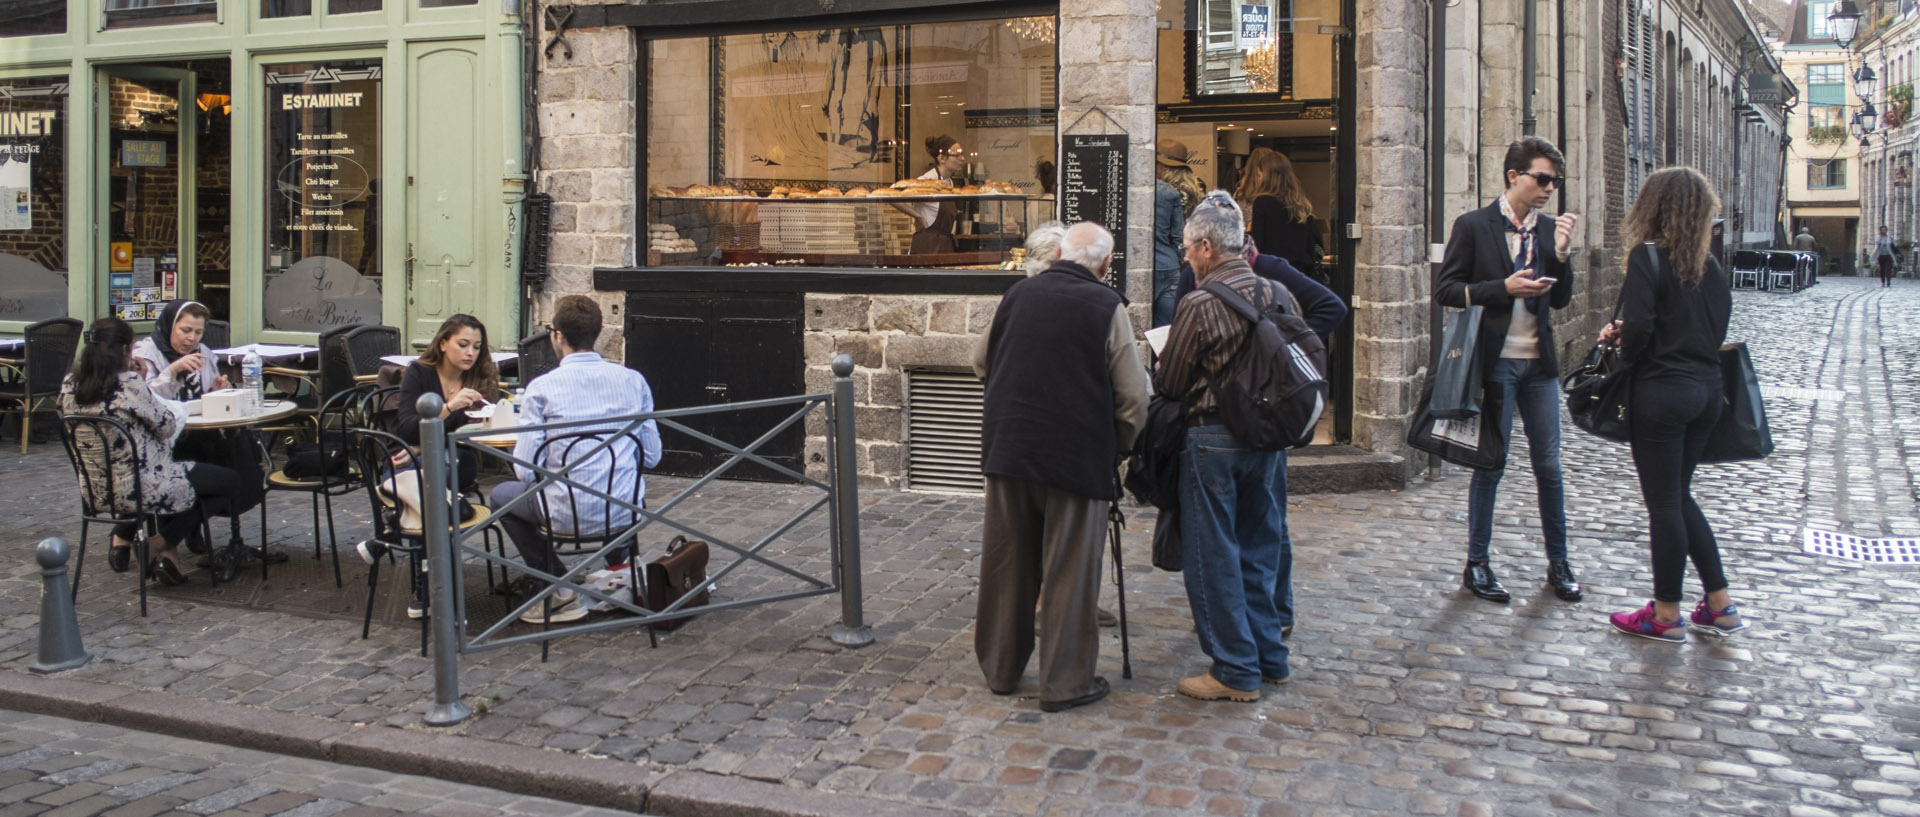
xmin=182 ymin=399 xmax=302 ymax=580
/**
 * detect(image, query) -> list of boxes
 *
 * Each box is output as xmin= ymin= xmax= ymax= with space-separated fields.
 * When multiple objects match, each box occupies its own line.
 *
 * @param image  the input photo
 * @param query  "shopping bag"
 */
xmin=1427 ymin=301 xmax=1486 ymax=420
xmin=1701 ymin=342 xmax=1774 ymax=463
xmin=1407 ymin=373 xmax=1507 ymax=470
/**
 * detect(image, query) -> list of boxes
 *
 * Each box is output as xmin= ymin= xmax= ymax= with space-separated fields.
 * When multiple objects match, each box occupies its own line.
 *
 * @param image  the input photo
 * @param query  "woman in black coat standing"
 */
xmin=1601 ymin=166 xmax=1745 ymax=643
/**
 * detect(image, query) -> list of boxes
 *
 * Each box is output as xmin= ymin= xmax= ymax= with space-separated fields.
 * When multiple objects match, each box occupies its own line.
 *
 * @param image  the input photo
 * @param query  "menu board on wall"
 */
xmin=1059 ymin=134 xmax=1128 ymax=287
xmin=262 ymin=60 xmax=384 ymax=332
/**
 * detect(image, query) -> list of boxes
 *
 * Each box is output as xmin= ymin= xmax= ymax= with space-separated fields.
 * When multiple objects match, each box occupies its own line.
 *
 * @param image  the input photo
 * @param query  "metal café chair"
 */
xmin=517 ymin=330 xmax=560 ymax=386
xmin=342 ymin=325 xmax=402 ymax=384
xmin=349 ymin=426 xmax=497 ymax=654
xmin=1729 ymin=250 xmax=1765 ymax=291
xmin=1765 ymin=251 xmax=1800 ymax=293
xmin=262 ymin=388 xmax=363 ymax=588
xmin=528 ymin=428 xmax=659 ymax=655
xmin=0 ymin=317 xmax=83 ymax=454
xmin=203 ymin=319 xmax=231 ymax=351
xmin=59 ymin=413 xmax=210 ymax=617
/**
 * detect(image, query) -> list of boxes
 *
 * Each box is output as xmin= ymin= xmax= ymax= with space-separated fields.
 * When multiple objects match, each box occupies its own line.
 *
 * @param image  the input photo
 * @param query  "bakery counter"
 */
xmin=645 ymin=187 xmax=1035 ymax=268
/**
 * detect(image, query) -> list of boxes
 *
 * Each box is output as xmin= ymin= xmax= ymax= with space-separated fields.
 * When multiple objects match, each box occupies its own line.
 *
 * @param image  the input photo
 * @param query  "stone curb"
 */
xmin=0 ymin=671 xmax=964 ymax=817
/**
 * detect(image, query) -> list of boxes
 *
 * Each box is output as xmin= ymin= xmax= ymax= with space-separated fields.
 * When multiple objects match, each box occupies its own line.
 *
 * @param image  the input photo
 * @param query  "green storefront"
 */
xmin=0 ymin=0 xmax=528 ymax=349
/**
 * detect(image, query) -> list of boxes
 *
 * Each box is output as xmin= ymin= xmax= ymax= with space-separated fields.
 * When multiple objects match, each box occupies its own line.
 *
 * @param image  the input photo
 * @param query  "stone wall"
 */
xmin=533 ymin=13 xmax=635 ymax=359
xmin=799 ymin=294 xmax=1003 ymax=488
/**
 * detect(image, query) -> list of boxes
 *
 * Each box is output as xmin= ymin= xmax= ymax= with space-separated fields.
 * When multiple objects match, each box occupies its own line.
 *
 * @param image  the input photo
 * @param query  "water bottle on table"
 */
xmin=241 ymin=349 xmax=264 ymax=413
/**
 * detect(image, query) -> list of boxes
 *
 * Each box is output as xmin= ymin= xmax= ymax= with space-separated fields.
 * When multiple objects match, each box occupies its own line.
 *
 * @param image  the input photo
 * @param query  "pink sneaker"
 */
xmin=1688 ymin=600 xmax=1748 ymax=636
xmin=1609 ymin=602 xmax=1686 ymax=643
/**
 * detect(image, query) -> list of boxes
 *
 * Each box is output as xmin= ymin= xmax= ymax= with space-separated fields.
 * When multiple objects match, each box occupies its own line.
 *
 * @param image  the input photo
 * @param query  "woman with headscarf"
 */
xmin=132 ymin=299 xmax=226 ymax=401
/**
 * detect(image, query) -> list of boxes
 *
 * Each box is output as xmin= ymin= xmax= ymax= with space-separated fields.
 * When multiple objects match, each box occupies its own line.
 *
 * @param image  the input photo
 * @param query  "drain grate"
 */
xmin=1804 ymin=529 xmax=1920 ymax=563
xmin=1761 ymin=385 xmax=1847 ymax=401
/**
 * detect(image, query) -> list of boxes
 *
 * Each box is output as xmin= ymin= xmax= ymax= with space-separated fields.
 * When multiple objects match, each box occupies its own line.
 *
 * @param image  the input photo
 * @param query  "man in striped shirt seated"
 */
xmin=491 ymin=295 xmax=663 ymax=624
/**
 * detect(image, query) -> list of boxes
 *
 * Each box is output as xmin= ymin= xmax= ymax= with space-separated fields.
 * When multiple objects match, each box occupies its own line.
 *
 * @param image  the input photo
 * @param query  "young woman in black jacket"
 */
xmin=1600 ymin=166 xmax=1745 ymax=643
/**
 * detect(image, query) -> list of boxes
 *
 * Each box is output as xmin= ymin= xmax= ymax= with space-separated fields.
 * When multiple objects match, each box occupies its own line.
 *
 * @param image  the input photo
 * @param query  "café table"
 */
xmin=184 ymin=399 xmax=301 ymax=581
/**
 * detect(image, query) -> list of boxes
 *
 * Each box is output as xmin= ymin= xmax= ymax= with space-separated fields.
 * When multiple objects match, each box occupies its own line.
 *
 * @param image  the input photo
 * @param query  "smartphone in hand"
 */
xmin=1535 ymin=277 xmax=1558 ymax=285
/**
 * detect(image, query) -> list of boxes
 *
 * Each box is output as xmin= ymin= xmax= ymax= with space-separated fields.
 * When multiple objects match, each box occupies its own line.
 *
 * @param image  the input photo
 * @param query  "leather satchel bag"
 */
xmin=1700 ymin=342 xmax=1774 ymax=463
xmin=1564 ymin=244 xmax=1656 ymax=444
xmin=644 ymin=535 xmax=710 ymax=632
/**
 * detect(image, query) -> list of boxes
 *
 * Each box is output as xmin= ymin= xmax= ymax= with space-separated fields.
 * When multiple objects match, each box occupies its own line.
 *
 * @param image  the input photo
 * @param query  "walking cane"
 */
xmin=1109 ymin=470 xmax=1133 ymax=680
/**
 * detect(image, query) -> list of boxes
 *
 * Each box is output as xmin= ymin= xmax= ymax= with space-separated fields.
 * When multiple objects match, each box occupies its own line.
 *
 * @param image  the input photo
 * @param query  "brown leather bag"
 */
xmin=644 ymin=535 xmax=710 ymax=631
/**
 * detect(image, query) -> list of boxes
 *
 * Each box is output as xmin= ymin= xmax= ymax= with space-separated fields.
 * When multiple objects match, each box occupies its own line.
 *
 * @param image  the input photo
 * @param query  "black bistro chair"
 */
xmin=349 ymin=426 xmax=497 ymax=653
xmin=59 ymin=413 xmax=209 ymax=617
xmin=0 ymin=317 xmax=83 ymax=454
xmin=1765 ymin=251 xmax=1800 ymax=293
xmin=342 ymin=325 xmax=402 ymax=383
xmin=527 ymin=428 xmax=659 ymax=655
xmin=203 ymin=319 xmax=231 ymax=351
xmin=517 ymin=330 xmax=560 ymax=386
xmin=262 ymin=388 xmax=364 ymax=588
xmin=1729 ymin=250 xmax=1766 ymax=291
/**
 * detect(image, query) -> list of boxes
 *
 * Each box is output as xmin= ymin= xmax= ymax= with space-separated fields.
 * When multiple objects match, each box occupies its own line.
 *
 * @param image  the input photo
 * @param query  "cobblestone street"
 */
xmin=2 ymin=277 xmax=1918 ymax=816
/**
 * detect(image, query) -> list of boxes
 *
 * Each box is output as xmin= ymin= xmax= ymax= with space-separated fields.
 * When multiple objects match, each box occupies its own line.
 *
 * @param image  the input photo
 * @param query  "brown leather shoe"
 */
xmin=1097 ymin=607 xmax=1118 ymax=627
xmin=1176 ymin=672 xmax=1259 ymax=702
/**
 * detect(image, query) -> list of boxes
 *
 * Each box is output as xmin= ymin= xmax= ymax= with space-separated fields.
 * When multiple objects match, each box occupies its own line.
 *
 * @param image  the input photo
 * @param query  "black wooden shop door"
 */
xmin=625 ymin=293 xmax=804 ymax=483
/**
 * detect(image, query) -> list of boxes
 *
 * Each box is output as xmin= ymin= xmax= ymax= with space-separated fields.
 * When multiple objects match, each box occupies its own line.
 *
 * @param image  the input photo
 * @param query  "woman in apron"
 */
xmin=904 ymin=135 xmax=964 ymax=255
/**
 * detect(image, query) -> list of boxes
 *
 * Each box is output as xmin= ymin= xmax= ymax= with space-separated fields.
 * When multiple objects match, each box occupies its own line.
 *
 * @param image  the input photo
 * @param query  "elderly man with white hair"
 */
xmin=970 ymin=221 xmax=1149 ymax=713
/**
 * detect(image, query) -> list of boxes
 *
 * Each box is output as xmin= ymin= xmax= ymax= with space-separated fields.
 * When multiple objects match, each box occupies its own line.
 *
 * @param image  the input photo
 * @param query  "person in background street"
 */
xmin=60 ymin=317 xmax=240 ymax=587
xmin=1153 ymin=139 xmax=1203 ymax=327
xmin=1156 ymin=191 xmax=1292 ymax=702
xmin=971 ymin=222 xmax=1149 ymax=713
xmin=1020 ymin=220 xmax=1067 ymax=276
xmin=490 ymin=295 xmax=662 ymax=625
xmin=1793 ymin=225 xmax=1815 ymax=253
xmin=1236 ymin=147 xmax=1326 ymax=287
xmin=1597 ymin=166 xmax=1745 ymax=642
xmin=1434 ymin=136 xmax=1581 ymax=605
xmin=1873 ymin=226 xmax=1897 ymax=287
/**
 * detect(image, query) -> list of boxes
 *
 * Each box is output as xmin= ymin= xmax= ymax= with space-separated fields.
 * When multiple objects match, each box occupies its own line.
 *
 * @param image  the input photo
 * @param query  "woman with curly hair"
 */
xmin=1599 ymin=166 xmax=1745 ymax=642
xmin=1235 ymin=147 xmax=1324 ymax=285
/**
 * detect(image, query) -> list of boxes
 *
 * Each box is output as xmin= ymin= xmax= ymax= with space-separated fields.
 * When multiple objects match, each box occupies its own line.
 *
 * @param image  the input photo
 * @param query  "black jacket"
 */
xmin=1434 ymin=200 xmax=1575 ymax=371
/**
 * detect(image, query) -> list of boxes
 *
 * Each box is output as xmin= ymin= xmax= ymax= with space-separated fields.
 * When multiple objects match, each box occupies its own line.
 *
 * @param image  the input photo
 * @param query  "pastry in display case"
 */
xmin=645 ymin=179 xmax=1032 ymax=269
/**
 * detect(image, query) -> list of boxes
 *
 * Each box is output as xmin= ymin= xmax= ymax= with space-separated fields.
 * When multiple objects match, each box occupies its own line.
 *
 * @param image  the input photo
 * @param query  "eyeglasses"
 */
xmin=1182 ymin=239 xmax=1209 ymax=253
xmin=1519 ymin=171 xmax=1566 ymax=189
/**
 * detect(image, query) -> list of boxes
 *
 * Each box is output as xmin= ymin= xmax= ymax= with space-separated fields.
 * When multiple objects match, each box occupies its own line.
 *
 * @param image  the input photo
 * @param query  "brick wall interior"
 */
xmin=0 ymin=86 xmax=66 ymax=274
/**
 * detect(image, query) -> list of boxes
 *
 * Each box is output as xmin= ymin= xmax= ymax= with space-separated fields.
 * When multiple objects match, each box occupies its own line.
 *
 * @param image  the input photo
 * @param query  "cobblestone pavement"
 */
xmin=0 ymin=709 xmax=649 ymax=817
xmin=2 ymin=277 xmax=1918 ymax=816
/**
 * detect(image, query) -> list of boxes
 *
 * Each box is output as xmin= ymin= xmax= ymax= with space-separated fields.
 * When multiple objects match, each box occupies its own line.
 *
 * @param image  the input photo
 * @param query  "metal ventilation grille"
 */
xmin=906 ymin=369 xmax=985 ymax=493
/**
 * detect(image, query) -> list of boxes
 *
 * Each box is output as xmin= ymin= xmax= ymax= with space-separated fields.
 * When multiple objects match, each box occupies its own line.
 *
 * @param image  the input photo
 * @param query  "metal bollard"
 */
xmin=31 ymin=538 xmax=92 ymax=674
xmin=827 ymin=355 xmax=874 ymax=648
xmin=418 ymin=393 xmax=472 ymax=726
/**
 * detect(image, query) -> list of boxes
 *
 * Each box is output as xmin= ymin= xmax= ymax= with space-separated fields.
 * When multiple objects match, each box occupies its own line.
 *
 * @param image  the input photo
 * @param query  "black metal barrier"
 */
xmin=415 ymin=354 xmax=872 ymax=727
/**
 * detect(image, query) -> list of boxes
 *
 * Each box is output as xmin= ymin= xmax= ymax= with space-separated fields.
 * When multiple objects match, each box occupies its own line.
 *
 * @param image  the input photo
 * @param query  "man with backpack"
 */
xmin=1156 ymin=191 xmax=1326 ymax=702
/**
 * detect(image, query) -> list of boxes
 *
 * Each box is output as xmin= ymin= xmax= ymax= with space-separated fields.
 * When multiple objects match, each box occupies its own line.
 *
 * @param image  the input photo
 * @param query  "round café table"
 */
xmin=184 ymin=399 xmax=301 ymax=581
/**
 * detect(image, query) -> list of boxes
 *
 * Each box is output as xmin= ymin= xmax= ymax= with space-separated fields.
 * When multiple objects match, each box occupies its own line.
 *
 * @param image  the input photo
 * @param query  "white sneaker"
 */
xmin=407 ymin=599 xmax=427 ymax=619
xmin=520 ymin=593 xmax=588 ymax=624
xmin=355 ymin=539 xmax=388 ymax=565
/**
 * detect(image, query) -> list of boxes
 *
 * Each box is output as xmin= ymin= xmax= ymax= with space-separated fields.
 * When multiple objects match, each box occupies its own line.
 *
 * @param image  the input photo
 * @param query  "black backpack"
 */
xmin=1200 ymin=280 xmax=1330 ymax=450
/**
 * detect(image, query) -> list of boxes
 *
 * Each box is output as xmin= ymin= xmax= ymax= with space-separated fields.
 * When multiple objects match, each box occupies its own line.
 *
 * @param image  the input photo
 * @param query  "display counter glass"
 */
xmin=645 ymin=16 xmax=1059 ymax=270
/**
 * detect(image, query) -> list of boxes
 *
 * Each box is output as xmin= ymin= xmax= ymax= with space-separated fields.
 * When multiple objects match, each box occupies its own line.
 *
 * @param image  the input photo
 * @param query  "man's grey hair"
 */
xmin=1058 ymin=222 xmax=1115 ymax=269
xmin=1185 ymin=189 xmax=1245 ymax=255
xmin=1022 ymin=220 xmax=1068 ymax=275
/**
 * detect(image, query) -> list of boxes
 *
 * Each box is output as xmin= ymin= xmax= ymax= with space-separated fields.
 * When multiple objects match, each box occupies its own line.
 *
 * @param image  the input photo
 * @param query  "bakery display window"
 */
xmin=645 ymin=17 xmax=1058 ymax=269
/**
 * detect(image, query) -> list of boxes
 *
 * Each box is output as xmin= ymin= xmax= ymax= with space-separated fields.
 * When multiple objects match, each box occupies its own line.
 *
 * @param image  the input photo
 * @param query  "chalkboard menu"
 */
xmin=1059 ymin=134 xmax=1128 ymax=288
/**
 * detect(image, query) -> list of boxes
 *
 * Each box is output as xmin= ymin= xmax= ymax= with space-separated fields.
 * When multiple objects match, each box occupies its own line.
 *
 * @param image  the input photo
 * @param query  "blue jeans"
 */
xmin=1179 ymin=425 xmax=1290 ymax=690
xmin=1467 ymin=357 xmax=1568 ymax=563
xmin=1153 ymin=266 xmax=1179 ymax=328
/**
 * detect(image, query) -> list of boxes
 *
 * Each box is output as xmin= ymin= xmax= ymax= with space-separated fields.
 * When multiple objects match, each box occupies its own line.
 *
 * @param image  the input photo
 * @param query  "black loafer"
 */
xmin=107 ymin=545 xmax=131 ymax=573
xmin=150 ymin=556 xmax=187 ymax=587
xmin=1546 ymin=560 xmax=1583 ymax=602
xmin=1040 ymin=677 xmax=1110 ymax=713
xmin=1463 ymin=562 xmax=1510 ymax=603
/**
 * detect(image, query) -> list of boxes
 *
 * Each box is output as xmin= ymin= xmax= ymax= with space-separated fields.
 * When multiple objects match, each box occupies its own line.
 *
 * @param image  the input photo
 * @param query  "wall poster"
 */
xmin=0 ymin=77 xmax=69 ymax=323
xmin=262 ymin=59 xmax=383 ymax=332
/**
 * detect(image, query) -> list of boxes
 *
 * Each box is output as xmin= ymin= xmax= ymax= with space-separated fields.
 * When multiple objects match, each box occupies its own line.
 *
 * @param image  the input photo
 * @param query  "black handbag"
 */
xmin=644 ymin=535 xmax=711 ymax=632
xmin=1563 ymin=244 xmax=1657 ymax=444
xmin=1700 ymin=342 xmax=1774 ymax=463
xmin=1407 ymin=373 xmax=1508 ymax=470
xmin=1428 ymin=289 xmax=1486 ymax=420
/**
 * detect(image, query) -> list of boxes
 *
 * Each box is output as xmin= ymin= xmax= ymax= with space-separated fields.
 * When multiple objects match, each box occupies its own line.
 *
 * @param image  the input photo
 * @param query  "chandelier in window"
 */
xmin=1242 ymin=38 xmax=1280 ymax=93
xmin=1004 ymin=16 xmax=1056 ymax=44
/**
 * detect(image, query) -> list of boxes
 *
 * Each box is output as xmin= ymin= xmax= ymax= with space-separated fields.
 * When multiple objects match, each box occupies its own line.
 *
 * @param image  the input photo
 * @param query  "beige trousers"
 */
xmin=975 ymin=475 xmax=1107 ymax=703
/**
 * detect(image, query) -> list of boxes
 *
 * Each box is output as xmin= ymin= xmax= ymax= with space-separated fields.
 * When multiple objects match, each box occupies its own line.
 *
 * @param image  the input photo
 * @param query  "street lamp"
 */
xmin=1855 ymin=63 xmax=1880 ymax=103
xmin=1857 ymin=101 xmax=1881 ymax=134
xmin=1830 ymin=1 xmax=1864 ymax=49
